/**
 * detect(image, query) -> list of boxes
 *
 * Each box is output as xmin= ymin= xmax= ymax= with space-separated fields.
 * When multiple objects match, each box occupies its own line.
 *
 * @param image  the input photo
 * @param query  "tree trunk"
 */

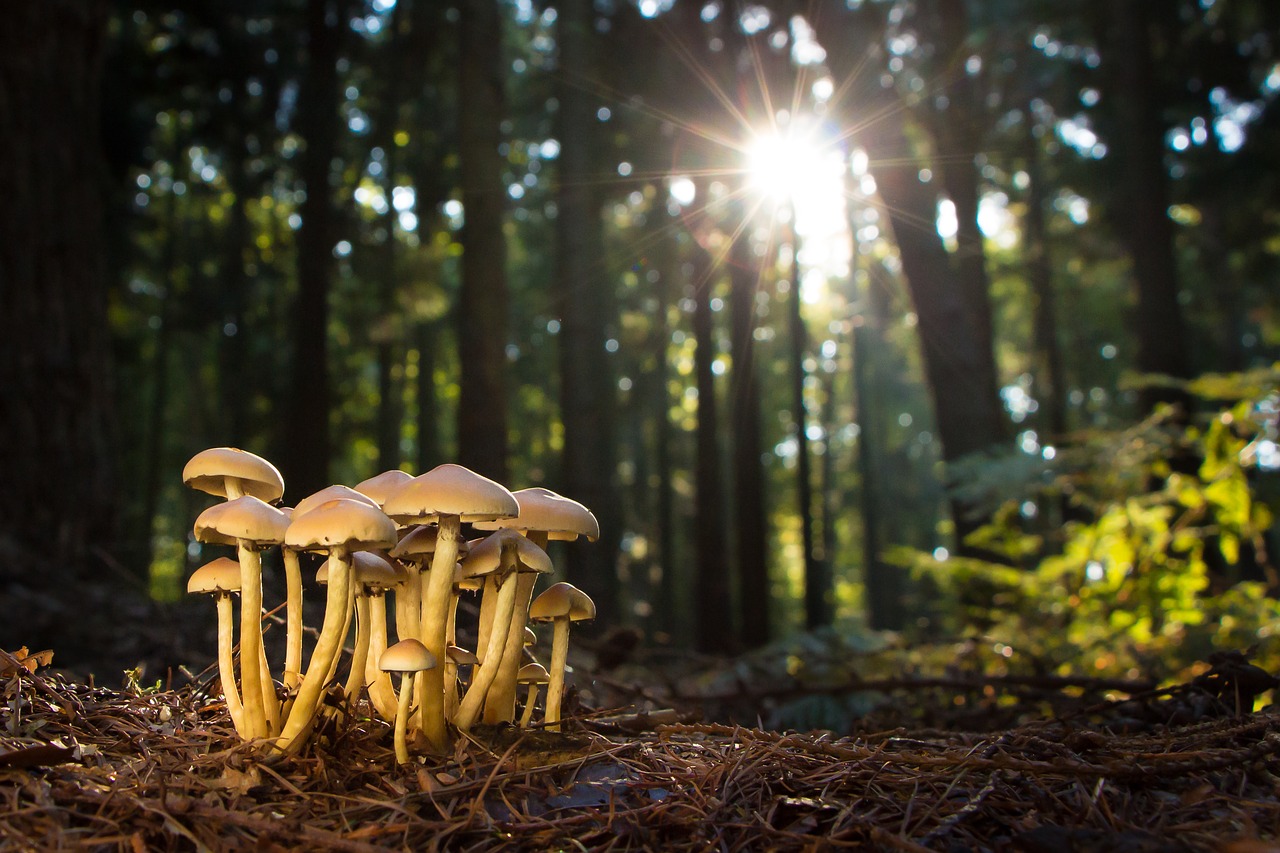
xmin=455 ymin=0 xmax=509 ymax=482
xmin=553 ymin=0 xmax=621 ymax=623
xmin=0 ymin=1 xmax=116 ymax=570
xmin=284 ymin=0 xmax=345 ymax=500
xmin=1023 ymin=127 xmax=1068 ymax=440
xmin=729 ymin=223 xmax=770 ymax=647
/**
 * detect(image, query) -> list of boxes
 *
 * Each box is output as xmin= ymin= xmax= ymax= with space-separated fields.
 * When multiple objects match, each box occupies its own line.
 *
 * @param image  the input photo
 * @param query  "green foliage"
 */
xmin=900 ymin=368 xmax=1280 ymax=683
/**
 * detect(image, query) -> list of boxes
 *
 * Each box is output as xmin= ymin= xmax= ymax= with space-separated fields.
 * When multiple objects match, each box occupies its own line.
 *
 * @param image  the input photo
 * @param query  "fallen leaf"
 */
xmin=0 ymin=647 xmax=54 ymax=677
xmin=0 ymin=742 xmax=76 ymax=768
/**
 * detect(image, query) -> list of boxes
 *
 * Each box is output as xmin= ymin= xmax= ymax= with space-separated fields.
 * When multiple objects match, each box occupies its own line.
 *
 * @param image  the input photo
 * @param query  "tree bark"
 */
xmin=553 ymin=0 xmax=621 ymax=623
xmin=456 ymin=0 xmax=510 ymax=482
xmin=284 ymin=0 xmax=345 ymax=500
xmin=0 ymin=1 xmax=116 ymax=570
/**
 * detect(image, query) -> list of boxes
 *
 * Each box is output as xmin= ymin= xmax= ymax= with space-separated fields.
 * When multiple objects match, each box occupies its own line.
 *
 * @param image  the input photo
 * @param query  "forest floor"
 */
xmin=3 ymin=636 xmax=1280 ymax=852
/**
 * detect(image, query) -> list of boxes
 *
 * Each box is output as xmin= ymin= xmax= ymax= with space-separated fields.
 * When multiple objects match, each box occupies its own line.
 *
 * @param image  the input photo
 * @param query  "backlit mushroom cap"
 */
xmin=524 ymin=626 xmax=538 ymax=646
xmin=453 ymin=563 xmax=484 ymax=592
xmin=187 ymin=557 xmax=243 ymax=594
xmin=380 ymin=638 xmax=437 ymax=673
xmin=292 ymin=484 xmax=379 ymax=519
xmin=285 ymin=498 xmax=397 ymax=552
xmin=183 ymin=447 xmax=285 ymax=503
xmin=390 ymin=525 xmax=471 ymax=561
xmin=447 ymin=645 xmax=479 ymax=666
xmin=354 ymin=469 xmax=414 ymax=507
xmin=473 ymin=487 xmax=600 ymax=541
xmin=194 ymin=495 xmax=291 ymax=546
xmin=381 ymin=463 xmax=519 ymax=525
xmin=353 ymin=550 xmax=404 ymax=590
xmin=529 ymin=582 xmax=596 ymax=622
xmin=460 ymin=528 xmax=553 ymax=579
xmin=517 ymin=662 xmax=550 ymax=684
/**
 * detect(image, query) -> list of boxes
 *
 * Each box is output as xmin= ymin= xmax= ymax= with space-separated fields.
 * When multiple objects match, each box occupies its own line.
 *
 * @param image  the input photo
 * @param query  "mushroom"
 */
xmin=528 ymin=582 xmax=596 ymax=732
xmin=453 ymin=529 xmax=551 ymax=731
xmin=276 ymin=498 xmax=397 ymax=754
xmin=343 ymin=551 xmax=403 ymax=708
xmin=379 ymin=639 xmax=436 ymax=765
xmin=354 ymin=469 xmax=415 ymax=508
xmin=183 ymin=447 xmax=285 ymax=504
xmin=381 ymin=464 xmax=518 ymax=750
xmin=444 ymin=644 xmax=479 ymax=719
xmin=193 ymin=495 xmax=290 ymax=739
xmin=187 ymin=557 xmax=247 ymax=736
xmin=517 ymin=661 xmax=550 ymax=729
xmin=292 ymin=484 xmax=380 ymax=518
xmin=473 ymin=487 xmax=599 ymax=724
xmin=277 ymin=509 xmax=305 ymax=692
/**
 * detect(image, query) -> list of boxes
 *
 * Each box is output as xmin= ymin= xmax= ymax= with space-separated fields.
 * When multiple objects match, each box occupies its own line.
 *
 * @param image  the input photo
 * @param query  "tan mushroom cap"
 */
xmin=460 ymin=528 xmax=553 ymax=579
xmin=285 ymin=498 xmax=398 ymax=552
xmin=446 ymin=645 xmax=479 ymax=666
xmin=380 ymin=638 xmax=437 ymax=673
xmin=473 ymin=487 xmax=600 ymax=541
xmin=194 ymin=495 xmax=291 ymax=546
xmin=390 ymin=525 xmax=471 ymax=561
xmin=381 ymin=463 xmax=519 ymax=525
xmin=292 ymin=484 xmax=379 ymax=519
xmin=518 ymin=662 xmax=550 ymax=684
xmin=183 ymin=447 xmax=284 ymax=503
xmin=453 ymin=563 xmax=484 ymax=591
xmin=529 ymin=582 xmax=596 ymax=622
xmin=354 ymin=469 xmax=414 ymax=507
xmin=316 ymin=550 xmax=405 ymax=588
xmin=187 ymin=557 xmax=242 ymax=594
xmin=524 ymin=626 xmax=537 ymax=646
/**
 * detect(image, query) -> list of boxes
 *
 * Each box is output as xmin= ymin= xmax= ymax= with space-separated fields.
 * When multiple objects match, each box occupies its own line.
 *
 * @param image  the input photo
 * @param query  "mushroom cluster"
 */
xmin=182 ymin=448 xmax=598 ymax=759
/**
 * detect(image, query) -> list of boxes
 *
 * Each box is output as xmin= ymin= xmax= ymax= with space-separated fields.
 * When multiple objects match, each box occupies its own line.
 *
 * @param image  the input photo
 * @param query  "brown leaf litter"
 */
xmin=2 ymin=646 xmax=1279 ymax=851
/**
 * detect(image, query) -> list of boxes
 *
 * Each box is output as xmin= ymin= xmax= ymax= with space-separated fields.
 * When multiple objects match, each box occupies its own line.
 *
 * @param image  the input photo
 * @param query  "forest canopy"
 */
xmin=1 ymin=0 xmax=1278 ymax=677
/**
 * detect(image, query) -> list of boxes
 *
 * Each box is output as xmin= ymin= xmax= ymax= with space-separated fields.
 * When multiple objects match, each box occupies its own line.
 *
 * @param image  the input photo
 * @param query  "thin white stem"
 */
xmin=343 ymin=593 xmax=372 ymax=703
xmin=236 ymin=542 xmax=270 ymax=739
xmin=365 ymin=592 xmax=398 ymax=720
xmin=518 ymin=683 xmax=539 ymax=729
xmin=545 ymin=618 xmax=570 ymax=732
xmin=482 ymin=570 xmax=537 ymax=725
xmin=282 ymin=547 xmax=303 ymax=690
xmin=215 ymin=594 xmax=246 ymax=736
xmin=393 ymin=672 xmax=415 ymax=765
xmin=417 ymin=516 xmax=460 ymax=751
xmin=454 ymin=566 xmax=518 ymax=732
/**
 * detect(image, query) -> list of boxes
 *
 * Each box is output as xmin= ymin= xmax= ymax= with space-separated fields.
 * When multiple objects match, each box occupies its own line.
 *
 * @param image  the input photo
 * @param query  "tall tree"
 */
xmin=455 ymin=0 xmax=510 ymax=481
xmin=284 ymin=0 xmax=346 ymax=500
xmin=553 ymin=0 xmax=622 ymax=623
xmin=0 ymin=1 xmax=116 ymax=570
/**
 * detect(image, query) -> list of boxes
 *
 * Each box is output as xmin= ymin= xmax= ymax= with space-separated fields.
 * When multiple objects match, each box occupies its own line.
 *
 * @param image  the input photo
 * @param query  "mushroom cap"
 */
xmin=390 ymin=525 xmax=471 ymax=562
xmin=446 ymin=645 xmax=479 ymax=666
xmin=381 ymin=463 xmax=519 ymax=525
xmin=187 ymin=557 xmax=242 ymax=594
xmin=473 ymin=487 xmax=600 ymax=542
xmin=354 ymin=469 xmax=414 ymax=507
xmin=460 ymin=528 xmax=552 ymax=579
xmin=194 ymin=495 xmax=290 ymax=546
xmin=529 ymin=582 xmax=596 ymax=622
xmin=285 ymin=498 xmax=397 ymax=552
xmin=183 ymin=447 xmax=284 ymax=503
xmin=517 ymin=662 xmax=550 ymax=684
xmin=524 ymin=626 xmax=537 ymax=646
xmin=380 ymin=638 xmax=437 ymax=673
xmin=292 ymin=484 xmax=379 ymax=519
xmin=316 ymin=550 xmax=405 ymax=588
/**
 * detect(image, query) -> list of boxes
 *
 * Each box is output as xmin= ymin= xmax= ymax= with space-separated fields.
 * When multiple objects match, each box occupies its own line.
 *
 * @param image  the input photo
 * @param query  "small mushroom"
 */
xmin=187 ymin=557 xmax=246 ymax=736
xmin=379 ymin=639 xmax=436 ymax=765
xmin=343 ymin=551 xmax=403 ymax=707
xmin=528 ymin=582 xmax=596 ymax=732
xmin=517 ymin=662 xmax=550 ymax=729
xmin=444 ymin=644 xmax=479 ymax=719
xmin=183 ymin=447 xmax=284 ymax=504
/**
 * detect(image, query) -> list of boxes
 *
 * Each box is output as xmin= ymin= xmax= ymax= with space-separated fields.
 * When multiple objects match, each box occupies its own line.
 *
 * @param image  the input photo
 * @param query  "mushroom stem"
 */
xmin=416 ymin=516 xmax=461 ymax=750
xmin=235 ymin=542 xmax=270 ymax=739
xmin=396 ymin=565 xmax=423 ymax=644
xmin=275 ymin=549 xmax=353 ymax=754
xmin=343 ymin=593 xmax=373 ymax=703
xmin=454 ymin=560 xmax=518 ymax=731
xmin=518 ymin=682 xmax=539 ymax=729
xmin=282 ymin=547 xmax=304 ymax=690
xmin=545 ymin=617 xmax=571 ymax=732
xmin=365 ymin=593 xmax=398 ymax=720
xmin=475 ymin=575 xmax=498 ymax=661
xmin=258 ymin=638 xmax=279 ymax=731
xmin=393 ymin=671 xmax=415 ymax=765
xmin=214 ymin=593 xmax=247 ymax=736
xmin=482 ymin=570 xmax=538 ymax=725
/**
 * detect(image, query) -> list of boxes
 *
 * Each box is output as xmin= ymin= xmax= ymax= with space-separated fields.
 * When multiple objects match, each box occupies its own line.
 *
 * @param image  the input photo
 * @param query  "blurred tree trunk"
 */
xmin=285 ymin=0 xmax=345 ymax=500
xmin=455 ymin=0 xmax=509 ymax=481
xmin=553 ymin=0 xmax=621 ymax=623
xmin=1023 ymin=127 xmax=1068 ymax=440
xmin=729 ymin=223 xmax=770 ymax=647
xmin=0 ymin=1 xmax=116 ymax=571
xmin=652 ymin=235 xmax=679 ymax=639
xmin=1106 ymin=0 xmax=1192 ymax=406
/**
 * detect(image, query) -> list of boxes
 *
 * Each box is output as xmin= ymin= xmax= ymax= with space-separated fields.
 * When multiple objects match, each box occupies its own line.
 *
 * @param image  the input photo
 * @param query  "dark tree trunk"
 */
xmin=653 ymin=240 xmax=679 ymax=639
xmin=553 ymin=0 xmax=621 ymax=623
xmin=1023 ymin=128 xmax=1068 ymax=440
xmin=1108 ymin=0 xmax=1192 ymax=406
xmin=728 ymin=224 xmax=770 ymax=647
xmin=691 ymin=233 xmax=734 ymax=654
xmin=0 ymin=1 xmax=116 ymax=570
xmin=284 ymin=0 xmax=345 ymax=501
xmin=455 ymin=0 xmax=509 ymax=482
